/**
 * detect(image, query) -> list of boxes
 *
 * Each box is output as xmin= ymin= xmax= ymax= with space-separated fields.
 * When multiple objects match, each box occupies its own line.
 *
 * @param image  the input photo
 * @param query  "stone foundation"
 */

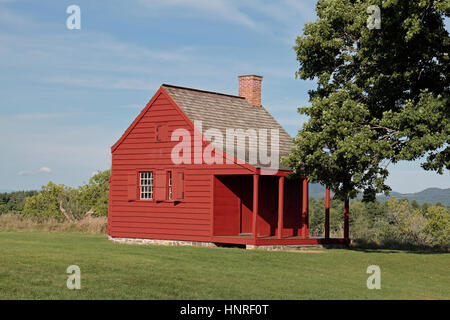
xmin=108 ymin=236 xmax=217 ymax=248
xmin=245 ymin=244 xmax=324 ymax=251
xmin=109 ymin=236 xmax=330 ymax=251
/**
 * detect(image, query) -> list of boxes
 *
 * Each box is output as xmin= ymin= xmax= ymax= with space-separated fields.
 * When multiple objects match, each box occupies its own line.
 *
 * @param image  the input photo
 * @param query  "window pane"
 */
xmin=139 ymin=171 xmax=153 ymax=199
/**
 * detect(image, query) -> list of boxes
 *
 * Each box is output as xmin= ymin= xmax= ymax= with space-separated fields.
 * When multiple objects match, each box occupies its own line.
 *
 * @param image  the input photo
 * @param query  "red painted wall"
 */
xmin=281 ymin=179 xmax=304 ymax=237
xmin=237 ymin=176 xmax=253 ymax=234
xmin=257 ymin=176 xmax=278 ymax=236
xmin=212 ymin=175 xmax=240 ymax=236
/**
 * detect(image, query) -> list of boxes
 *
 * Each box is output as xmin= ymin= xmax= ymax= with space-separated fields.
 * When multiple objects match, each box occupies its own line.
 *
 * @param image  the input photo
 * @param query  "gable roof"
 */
xmin=162 ymin=84 xmax=294 ymax=171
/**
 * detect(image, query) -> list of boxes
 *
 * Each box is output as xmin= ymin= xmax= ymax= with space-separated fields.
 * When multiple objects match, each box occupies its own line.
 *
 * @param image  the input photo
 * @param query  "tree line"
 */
xmin=309 ymin=197 xmax=449 ymax=249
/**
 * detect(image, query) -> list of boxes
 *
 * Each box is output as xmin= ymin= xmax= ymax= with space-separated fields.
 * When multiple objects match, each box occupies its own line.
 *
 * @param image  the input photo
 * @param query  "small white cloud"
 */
xmin=18 ymin=167 xmax=51 ymax=176
xmin=18 ymin=170 xmax=33 ymax=176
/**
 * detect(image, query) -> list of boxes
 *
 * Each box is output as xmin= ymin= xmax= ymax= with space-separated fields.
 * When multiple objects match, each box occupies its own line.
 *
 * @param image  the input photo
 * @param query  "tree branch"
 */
xmin=85 ymin=208 xmax=95 ymax=217
xmin=59 ymin=201 xmax=74 ymax=223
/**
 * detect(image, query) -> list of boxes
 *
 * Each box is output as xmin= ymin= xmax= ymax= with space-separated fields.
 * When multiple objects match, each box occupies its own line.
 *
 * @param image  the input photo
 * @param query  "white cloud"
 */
xmin=39 ymin=167 xmax=51 ymax=173
xmin=17 ymin=170 xmax=33 ymax=176
xmin=17 ymin=167 xmax=52 ymax=176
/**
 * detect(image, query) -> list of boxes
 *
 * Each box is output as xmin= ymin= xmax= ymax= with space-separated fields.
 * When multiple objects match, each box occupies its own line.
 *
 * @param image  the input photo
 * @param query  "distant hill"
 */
xmin=309 ymin=184 xmax=450 ymax=206
xmin=0 ymin=189 xmax=14 ymax=193
xmin=376 ymin=188 xmax=450 ymax=206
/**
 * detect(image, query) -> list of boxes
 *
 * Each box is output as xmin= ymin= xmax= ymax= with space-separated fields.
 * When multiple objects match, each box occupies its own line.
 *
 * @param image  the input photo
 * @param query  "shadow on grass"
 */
xmin=324 ymin=239 xmax=448 ymax=254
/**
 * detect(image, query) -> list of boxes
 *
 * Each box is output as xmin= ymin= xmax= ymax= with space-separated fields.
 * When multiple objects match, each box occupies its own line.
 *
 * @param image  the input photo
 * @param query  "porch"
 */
xmin=211 ymin=173 xmax=350 ymax=246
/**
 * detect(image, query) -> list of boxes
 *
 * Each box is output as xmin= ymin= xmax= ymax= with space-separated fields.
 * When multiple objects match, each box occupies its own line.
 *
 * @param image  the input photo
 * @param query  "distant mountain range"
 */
xmin=376 ymin=188 xmax=450 ymax=206
xmin=309 ymin=184 xmax=450 ymax=206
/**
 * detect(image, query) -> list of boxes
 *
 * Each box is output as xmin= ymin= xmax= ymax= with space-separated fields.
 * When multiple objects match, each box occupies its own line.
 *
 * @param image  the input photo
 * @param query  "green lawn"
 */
xmin=0 ymin=231 xmax=448 ymax=299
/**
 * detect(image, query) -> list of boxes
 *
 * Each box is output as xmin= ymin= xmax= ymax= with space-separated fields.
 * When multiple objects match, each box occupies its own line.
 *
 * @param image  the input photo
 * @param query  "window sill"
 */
xmin=156 ymin=200 xmax=181 ymax=204
xmin=128 ymin=199 xmax=182 ymax=205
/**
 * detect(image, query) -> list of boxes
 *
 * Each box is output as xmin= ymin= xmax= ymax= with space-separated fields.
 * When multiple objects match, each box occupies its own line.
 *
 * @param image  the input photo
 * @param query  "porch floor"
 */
xmin=212 ymin=235 xmax=349 ymax=246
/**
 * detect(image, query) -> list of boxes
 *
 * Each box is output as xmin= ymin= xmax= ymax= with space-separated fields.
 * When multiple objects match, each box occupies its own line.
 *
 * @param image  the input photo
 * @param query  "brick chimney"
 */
xmin=238 ymin=75 xmax=262 ymax=107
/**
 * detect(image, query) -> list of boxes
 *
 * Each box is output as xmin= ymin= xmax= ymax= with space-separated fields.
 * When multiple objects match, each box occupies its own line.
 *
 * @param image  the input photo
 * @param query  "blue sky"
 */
xmin=0 ymin=0 xmax=448 ymax=193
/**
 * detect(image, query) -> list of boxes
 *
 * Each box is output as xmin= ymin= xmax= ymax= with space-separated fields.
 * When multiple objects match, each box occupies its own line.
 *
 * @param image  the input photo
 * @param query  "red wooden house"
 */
xmin=108 ymin=75 xmax=349 ymax=248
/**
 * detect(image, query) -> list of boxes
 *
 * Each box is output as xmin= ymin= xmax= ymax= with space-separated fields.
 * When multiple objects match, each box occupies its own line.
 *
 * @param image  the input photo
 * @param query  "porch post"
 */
xmin=302 ymin=178 xmax=309 ymax=238
xmin=325 ymin=187 xmax=330 ymax=239
xmin=344 ymin=198 xmax=349 ymax=240
xmin=252 ymin=174 xmax=259 ymax=240
xmin=277 ymin=176 xmax=284 ymax=239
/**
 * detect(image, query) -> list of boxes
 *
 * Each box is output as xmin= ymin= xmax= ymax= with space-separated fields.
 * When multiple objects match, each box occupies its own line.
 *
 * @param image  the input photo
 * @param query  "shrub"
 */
xmin=0 ymin=213 xmax=107 ymax=234
xmin=351 ymin=198 xmax=449 ymax=250
xmin=384 ymin=199 xmax=431 ymax=247
xmin=424 ymin=206 xmax=450 ymax=249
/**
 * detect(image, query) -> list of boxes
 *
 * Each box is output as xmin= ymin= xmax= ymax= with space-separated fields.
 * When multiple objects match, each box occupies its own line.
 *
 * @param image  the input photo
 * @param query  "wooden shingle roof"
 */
xmin=162 ymin=84 xmax=294 ymax=171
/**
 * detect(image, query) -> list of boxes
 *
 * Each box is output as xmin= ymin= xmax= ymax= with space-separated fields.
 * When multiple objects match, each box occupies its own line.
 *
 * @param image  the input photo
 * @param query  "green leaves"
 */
xmin=23 ymin=170 xmax=111 ymax=221
xmin=23 ymin=182 xmax=70 ymax=221
xmin=288 ymin=0 xmax=449 ymax=201
xmin=78 ymin=169 xmax=111 ymax=216
xmin=424 ymin=205 xmax=450 ymax=248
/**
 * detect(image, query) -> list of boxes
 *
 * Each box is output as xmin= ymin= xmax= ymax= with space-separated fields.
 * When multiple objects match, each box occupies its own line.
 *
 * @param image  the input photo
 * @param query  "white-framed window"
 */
xmin=167 ymin=171 xmax=172 ymax=200
xmin=140 ymin=171 xmax=153 ymax=199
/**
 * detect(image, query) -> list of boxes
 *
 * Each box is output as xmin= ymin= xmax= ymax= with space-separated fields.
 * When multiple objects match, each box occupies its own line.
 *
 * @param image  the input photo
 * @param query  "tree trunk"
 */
xmin=59 ymin=201 xmax=74 ymax=223
xmin=85 ymin=208 xmax=95 ymax=217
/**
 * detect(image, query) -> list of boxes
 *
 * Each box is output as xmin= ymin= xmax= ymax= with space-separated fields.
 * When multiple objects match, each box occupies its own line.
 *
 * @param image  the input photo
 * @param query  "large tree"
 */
xmin=286 ymin=0 xmax=449 ymax=201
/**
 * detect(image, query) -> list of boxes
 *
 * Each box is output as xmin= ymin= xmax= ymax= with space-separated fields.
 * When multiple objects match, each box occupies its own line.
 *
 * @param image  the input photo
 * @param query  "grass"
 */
xmin=0 ymin=231 xmax=448 ymax=299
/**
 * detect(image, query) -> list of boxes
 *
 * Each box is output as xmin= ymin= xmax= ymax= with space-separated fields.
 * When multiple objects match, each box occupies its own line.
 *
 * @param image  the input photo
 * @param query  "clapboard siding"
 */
xmin=112 ymin=228 xmax=211 ymax=237
xmin=111 ymin=231 xmax=212 ymax=242
xmin=109 ymin=88 xmax=252 ymax=241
